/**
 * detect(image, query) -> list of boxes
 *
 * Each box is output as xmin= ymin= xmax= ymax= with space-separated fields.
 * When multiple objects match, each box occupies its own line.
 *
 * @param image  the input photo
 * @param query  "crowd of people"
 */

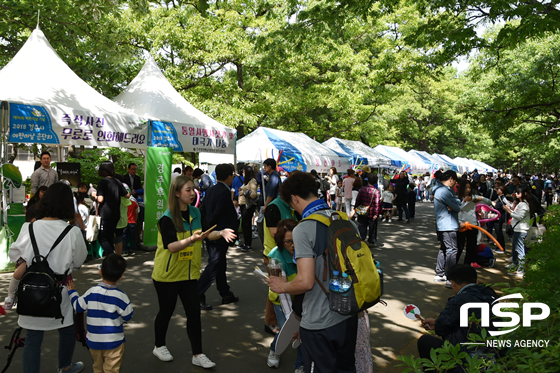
xmin=4 ymin=152 xmax=557 ymax=373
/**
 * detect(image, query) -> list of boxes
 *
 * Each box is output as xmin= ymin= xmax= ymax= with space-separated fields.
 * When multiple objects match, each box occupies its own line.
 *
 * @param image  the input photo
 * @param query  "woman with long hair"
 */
xmin=237 ymin=166 xmax=258 ymax=252
xmin=502 ymin=186 xmax=536 ymax=276
xmin=151 ymin=175 xmax=235 ymax=367
xmin=456 ymin=179 xmax=491 ymax=267
xmin=9 ymin=182 xmax=88 ymax=373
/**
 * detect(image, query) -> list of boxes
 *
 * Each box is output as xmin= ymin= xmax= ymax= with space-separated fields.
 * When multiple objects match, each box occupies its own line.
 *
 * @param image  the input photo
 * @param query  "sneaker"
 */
xmin=380 ymin=218 xmax=385 ymax=222
xmin=508 ymin=271 xmax=524 ymax=277
xmin=252 ymin=232 xmax=259 ymax=239
xmin=506 ymin=257 xmax=513 ymax=263
xmin=433 ymin=275 xmax=447 ymax=283
xmin=4 ymin=297 xmax=14 ymax=310
xmin=192 ymin=354 xmax=216 ymax=368
xmin=128 ymin=250 xmax=136 ymax=256
xmin=445 ymin=280 xmax=453 ymax=289
xmin=471 ymin=262 xmax=482 ymax=269
xmin=57 ymin=362 xmax=84 ymax=373
xmin=153 ymin=346 xmax=174 ymax=362
xmin=239 ymin=245 xmax=253 ymax=252
xmin=504 ymin=264 xmax=516 ymax=269
xmin=388 ymin=219 xmax=392 ymax=223
xmin=222 ymin=294 xmax=239 ymax=304
xmin=267 ymin=350 xmax=280 ymax=368
xmin=295 ymin=367 xmax=305 ymax=373
xmin=406 ymin=219 xmax=410 ymax=223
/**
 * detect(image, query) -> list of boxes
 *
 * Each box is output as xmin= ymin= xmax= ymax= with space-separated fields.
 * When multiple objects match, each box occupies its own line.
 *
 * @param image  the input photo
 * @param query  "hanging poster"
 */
xmin=143 ymin=147 xmax=172 ymax=246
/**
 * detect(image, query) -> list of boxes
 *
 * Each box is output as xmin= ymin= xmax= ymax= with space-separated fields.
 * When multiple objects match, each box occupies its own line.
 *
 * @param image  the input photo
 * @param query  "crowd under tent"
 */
xmin=113 ymin=55 xmax=236 ymax=155
xmin=322 ymin=137 xmax=392 ymax=170
xmin=235 ymin=127 xmax=350 ymax=174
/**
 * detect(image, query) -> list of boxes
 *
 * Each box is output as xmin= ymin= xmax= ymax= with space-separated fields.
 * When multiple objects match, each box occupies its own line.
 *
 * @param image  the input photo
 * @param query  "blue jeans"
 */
xmin=23 ymin=325 xmax=76 ymax=373
xmin=122 ymin=223 xmax=137 ymax=252
xmin=512 ymin=231 xmax=527 ymax=271
xmin=271 ymin=304 xmax=303 ymax=369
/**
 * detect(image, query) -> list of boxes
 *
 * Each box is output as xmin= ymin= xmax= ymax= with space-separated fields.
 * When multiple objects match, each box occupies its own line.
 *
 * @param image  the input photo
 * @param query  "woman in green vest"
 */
xmin=266 ymin=218 xmax=304 ymax=372
xmin=152 ymin=175 xmax=235 ymax=368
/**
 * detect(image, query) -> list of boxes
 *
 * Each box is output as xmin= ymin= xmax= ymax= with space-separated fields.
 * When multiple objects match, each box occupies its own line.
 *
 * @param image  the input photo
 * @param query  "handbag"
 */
xmin=355 ymin=189 xmax=375 ymax=217
xmin=525 ymin=214 xmax=546 ymax=247
xmin=86 ymin=206 xmax=101 ymax=242
xmin=505 ymin=221 xmax=519 ymax=236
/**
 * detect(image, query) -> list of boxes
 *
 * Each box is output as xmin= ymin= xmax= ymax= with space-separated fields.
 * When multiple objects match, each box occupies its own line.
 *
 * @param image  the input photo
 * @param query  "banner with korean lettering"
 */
xmin=143 ymin=147 xmax=173 ymax=246
xmin=8 ymin=103 xmax=148 ymax=149
xmin=149 ymin=120 xmax=236 ymax=155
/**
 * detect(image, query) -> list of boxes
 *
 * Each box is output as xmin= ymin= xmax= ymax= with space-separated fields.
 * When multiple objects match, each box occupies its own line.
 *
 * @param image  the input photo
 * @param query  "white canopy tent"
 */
xmin=322 ymin=138 xmax=392 ymax=168
xmin=235 ymin=127 xmax=350 ymax=173
xmin=114 ymin=55 xmax=236 ymax=155
xmin=452 ymin=157 xmax=480 ymax=173
xmin=0 ymin=27 xmax=147 ymax=150
xmin=373 ymin=145 xmax=431 ymax=174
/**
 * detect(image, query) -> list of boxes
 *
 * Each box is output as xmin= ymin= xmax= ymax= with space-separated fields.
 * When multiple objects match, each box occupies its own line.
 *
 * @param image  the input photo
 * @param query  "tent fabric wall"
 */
xmin=236 ymin=127 xmax=349 ymax=173
xmin=0 ymin=28 xmax=147 ymax=149
xmin=373 ymin=145 xmax=430 ymax=173
xmin=113 ymin=56 xmax=236 ymax=155
xmin=322 ymin=138 xmax=392 ymax=168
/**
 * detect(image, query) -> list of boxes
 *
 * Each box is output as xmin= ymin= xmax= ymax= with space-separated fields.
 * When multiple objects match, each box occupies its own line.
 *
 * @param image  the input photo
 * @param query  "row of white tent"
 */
xmin=201 ymin=130 xmax=498 ymax=175
xmin=0 ymin=28 xmax=497 ymax=175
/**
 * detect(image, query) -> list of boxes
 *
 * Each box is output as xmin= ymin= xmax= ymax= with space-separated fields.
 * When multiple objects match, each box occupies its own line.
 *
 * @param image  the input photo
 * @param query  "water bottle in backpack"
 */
xmin=329 ymin=271 xmax=341 ymax=311
xmin=338 ymin=273 xmax=352 ymax=314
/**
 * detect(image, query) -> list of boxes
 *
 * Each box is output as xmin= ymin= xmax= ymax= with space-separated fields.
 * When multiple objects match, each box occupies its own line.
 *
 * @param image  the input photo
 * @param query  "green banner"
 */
xmin=144 ymin=147 xmax=173 ymax=246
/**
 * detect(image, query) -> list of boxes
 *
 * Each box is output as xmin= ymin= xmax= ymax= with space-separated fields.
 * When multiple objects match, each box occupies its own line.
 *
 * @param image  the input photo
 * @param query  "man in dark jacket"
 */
xmin=390 ymin=170 xmax=411 ymax=222
xmin=198 ymin=164 xmax=239 ymax=310
xmin=417 ymin=265 xmax=498 ymax=360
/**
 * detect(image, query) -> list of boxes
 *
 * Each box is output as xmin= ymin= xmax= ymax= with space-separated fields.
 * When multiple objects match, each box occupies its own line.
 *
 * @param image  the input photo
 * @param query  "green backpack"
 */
xmin=303 ymin=211 xmax=383 ymax=315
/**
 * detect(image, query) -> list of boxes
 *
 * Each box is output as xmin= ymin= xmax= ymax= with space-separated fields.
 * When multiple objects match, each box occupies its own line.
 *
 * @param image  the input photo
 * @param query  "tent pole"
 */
xmin=0 ymin=102 xmax=8 ymax=164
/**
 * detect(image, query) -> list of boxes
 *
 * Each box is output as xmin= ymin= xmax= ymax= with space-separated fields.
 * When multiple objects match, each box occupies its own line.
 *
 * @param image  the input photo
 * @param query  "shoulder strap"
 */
xmin=29 ymin=224 xmax=75 ymax=261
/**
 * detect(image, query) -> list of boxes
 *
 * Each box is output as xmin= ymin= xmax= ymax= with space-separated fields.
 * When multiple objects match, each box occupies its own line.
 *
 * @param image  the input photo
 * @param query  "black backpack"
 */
xmin=16 ymin=224 xmax=74 ymax=322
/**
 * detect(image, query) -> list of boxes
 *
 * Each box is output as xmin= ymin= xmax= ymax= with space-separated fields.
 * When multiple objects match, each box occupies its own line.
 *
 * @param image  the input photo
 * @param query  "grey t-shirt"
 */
xmin=294 ymin=209 xmax=352 ymax=330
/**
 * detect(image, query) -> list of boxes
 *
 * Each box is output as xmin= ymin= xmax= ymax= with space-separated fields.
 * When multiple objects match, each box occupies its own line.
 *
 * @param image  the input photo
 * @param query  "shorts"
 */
xmin=114 ymin=228 xmax=124 ymax=244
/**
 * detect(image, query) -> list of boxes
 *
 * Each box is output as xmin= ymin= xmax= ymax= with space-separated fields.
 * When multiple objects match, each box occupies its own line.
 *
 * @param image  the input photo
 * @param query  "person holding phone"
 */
xmin=151 ymin=176 xmax=235 ymax=368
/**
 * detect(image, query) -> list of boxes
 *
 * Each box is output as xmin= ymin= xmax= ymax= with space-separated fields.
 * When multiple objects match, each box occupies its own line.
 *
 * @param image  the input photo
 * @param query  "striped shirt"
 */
xmin=69 ymin=282 xmax=133 ymax=350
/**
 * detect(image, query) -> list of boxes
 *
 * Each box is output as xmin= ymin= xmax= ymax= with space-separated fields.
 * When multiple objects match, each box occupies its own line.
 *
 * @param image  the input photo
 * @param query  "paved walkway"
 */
xmin=0 ymin=203 xmax=517 ymax=372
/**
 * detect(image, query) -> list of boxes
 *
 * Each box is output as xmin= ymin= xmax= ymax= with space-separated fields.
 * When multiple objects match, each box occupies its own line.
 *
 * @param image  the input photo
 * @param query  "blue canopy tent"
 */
xmin=322 ymin=138 xmax=392 ymax=169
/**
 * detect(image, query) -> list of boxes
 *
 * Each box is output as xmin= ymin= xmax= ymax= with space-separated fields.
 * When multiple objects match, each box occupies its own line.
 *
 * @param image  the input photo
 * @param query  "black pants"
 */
xmin=153 ymin=279 xmax=202 ymax=355
xmin=300 ymin=316 xmax=358 ymax=373
xmin=198 ymin=241 xmax=233 ymax=302
xmin=493 ymin=220 xmax=505 ymax=252
xmin=240 ymin=204 xmax=256 ymax=248
xmin=99 ymin=217 xmax=119 ymax=256
xmin=417 ymin=334 xmax=444 ymax=360
xmin=357 ymin=216 xmax=377 ymax=243
xmin=408 ymin=202 xmax=416 ymax=218
xmin=457 ymin=229 xmax=478 ymax=265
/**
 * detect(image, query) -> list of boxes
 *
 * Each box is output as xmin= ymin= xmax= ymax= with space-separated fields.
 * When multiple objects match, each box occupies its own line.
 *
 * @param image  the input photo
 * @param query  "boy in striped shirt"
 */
xmin=68 ymin=254 xmax=133 ymax=373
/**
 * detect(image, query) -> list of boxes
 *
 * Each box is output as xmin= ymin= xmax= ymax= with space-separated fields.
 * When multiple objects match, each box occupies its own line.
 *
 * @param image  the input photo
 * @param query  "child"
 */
xmin=546 ymin=187 xmax=553 ymax=208
xmin=122 ymin=191 xmax=139 ymax=256
xmin=68 ymin=254 xmax=133 ymax=373
xmin=407 ymin=183 xmax=417 ymax=219
xmin=114 ymin=185 xmax=132 ymax=256
xmin=77 ymin=192 xmax=90 ymax=229
xmin=381 ymin=184 xmax=396 ymax=222
xmin=335 ymin=180 xmax=344 ymax=211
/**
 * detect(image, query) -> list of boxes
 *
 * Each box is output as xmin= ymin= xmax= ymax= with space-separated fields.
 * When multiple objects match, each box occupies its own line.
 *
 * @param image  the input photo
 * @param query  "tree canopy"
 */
xmin=1 ymin=0 xmax=559 ymax=172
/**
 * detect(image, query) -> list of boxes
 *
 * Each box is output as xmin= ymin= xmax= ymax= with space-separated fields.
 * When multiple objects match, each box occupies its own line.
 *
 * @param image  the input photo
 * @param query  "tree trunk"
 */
xmin=8 ymin=144 xmax=18 ymax=163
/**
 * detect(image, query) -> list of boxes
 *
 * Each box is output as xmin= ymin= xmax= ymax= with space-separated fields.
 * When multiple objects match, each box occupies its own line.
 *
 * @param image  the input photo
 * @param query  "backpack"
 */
xmin=16 ymin=224 xmax=74 ymax=322
xmin=302 ymin=211 xmax=383 ymax=315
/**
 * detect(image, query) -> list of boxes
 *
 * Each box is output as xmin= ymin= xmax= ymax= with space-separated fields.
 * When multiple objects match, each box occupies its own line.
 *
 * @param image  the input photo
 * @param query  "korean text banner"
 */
xmin=8 ymin=103 xmax=148 ymax=149
xmin=144 ymin=147 xmax=173 ymax=246
xmin=150 ymin=120 xmax=236 ymax=154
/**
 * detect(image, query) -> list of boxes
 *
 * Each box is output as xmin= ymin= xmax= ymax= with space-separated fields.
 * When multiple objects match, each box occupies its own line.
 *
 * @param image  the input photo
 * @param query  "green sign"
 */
xmin=143 ymin=147 xmax=173 ymax=246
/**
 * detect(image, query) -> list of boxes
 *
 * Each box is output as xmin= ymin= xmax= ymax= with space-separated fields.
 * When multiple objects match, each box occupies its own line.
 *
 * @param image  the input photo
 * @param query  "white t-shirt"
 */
xmin=9 ymin=220 xmax=88 ymax=330
xmin=328 ymin=174 xmax=339 ymax=195
xmin=382 ymin=191 xmax=395 ymax=204
xmin=78 ymin=204 xmax=90 ymax=228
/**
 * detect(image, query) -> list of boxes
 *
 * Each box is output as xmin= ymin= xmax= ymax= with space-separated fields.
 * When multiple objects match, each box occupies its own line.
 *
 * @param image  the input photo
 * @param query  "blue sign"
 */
xmin=278 ymin=152 xmax=306 ymax=173
xmin=150 ymin=120 xmax=183 ymax=151
xmin=9 ymin=104 xmax=58 ymax=144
